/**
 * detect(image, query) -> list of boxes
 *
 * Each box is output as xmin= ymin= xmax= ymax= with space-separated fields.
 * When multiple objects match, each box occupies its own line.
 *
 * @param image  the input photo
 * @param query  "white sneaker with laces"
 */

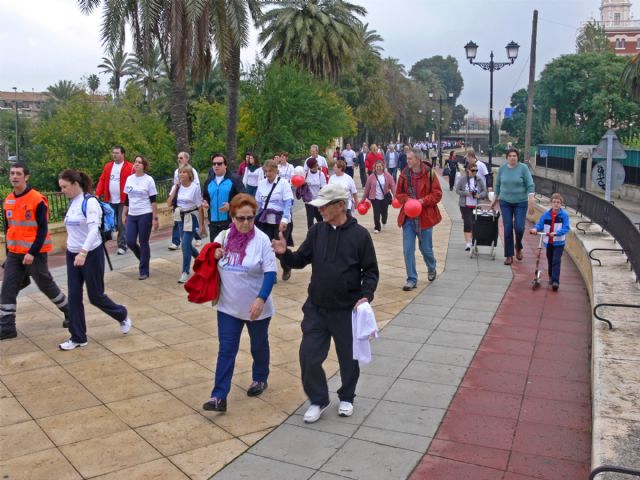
xmin=194 ymin=240 xmax=202 ymax=247
xmin=59 ymin=339 xmax=88 ymax=351
xmin=338 ymin=401 xmax=353 ymax=417
xmin=168 ymin=243 xmax=179 ymax=250
xmin=120 ymin=317 xmax=132 ymax=334
xmin=178 ymin=272 xmax=189 ymax=283
xmin=303 ymin=402 xmax=330 ymax=423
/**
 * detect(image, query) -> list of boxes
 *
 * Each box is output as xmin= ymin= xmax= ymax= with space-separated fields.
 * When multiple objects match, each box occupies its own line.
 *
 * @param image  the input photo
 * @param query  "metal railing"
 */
xmin=589 ymin=465 xmax=640 ymax=479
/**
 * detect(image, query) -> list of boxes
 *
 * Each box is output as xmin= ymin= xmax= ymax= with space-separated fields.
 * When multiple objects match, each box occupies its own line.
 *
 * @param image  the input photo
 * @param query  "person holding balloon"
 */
xmin=362 ymin=160 xmax=396 ymax=233
xmin=395 ymin=149 xmax=443 ymax=291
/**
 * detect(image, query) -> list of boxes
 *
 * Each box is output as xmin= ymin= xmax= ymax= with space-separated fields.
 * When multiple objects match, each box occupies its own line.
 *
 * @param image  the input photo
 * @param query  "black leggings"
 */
xmin=372 ymin=199 xmax=389 ymax=231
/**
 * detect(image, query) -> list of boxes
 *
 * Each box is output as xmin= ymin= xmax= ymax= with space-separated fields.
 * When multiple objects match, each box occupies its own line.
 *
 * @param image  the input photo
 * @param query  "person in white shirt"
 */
xmin=302 ymin=158 xmax=327 ymax=228
xmin=303 ymin=144 xmax=328 ymax=172
xmin=242 ymin=153 xmax=263 ymax=196
xmin=167 ymin=165 xmax=205 ymax=283
xmin=277 ymin=151 xmax=294 ymax=183
xmin=385 ymin=145 xmax=399 ymax=181
xmin=169 ymin=151 xmax=201 ymax=250
xmin=202 ymin=194 xmax=277 ymax=412
xmin=362 ymin=160 xmax=396 ymax=233
xmin=341 ymin=144 xmax=356 ymax=178
xmin=58 ymin=169 xmax=131 ymax=351
xmin=328 ymin=160 xmax=358 ymax=212
xmin=122 ymin=155 xmax=158 ymax=280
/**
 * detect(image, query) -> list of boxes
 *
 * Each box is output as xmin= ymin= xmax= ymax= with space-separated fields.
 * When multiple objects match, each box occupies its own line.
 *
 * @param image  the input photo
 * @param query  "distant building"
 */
xmin=0 ymin=91 xmax=50 ymax=119
xmin=598 ymin=0 xmax=640 ymax=56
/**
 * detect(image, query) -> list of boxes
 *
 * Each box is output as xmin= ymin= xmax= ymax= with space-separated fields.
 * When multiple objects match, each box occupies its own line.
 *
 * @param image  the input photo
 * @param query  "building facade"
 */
xmin=599 ymin=0 xmax=640 ymax=55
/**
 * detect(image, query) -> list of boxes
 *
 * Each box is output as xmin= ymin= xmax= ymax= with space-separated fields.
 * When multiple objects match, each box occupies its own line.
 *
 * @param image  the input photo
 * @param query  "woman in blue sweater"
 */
xmin=491 ymin=148 xmax=535 ymax=265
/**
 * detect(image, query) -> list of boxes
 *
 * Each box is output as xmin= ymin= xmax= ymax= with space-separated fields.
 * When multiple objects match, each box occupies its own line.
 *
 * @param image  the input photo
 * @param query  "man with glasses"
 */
xmin=169 ymin=152 xmax=201 ymax=250
xmin=273 ymin=184 xmax=379 ymax=424
xmin=95 ymin=145 xmax=133 ymax=254
xmin=202 ymin=153 xmax=245 ymax=242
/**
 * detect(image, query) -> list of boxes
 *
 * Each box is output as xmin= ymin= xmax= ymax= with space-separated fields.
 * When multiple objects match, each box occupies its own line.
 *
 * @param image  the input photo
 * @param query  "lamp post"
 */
xmin=464 ymin=40 xmax=519 ymax=187
xmin=429 ymin=92 xmax=454 ymax=167
xmin=12 ymin=87 xmax=19 ymax=162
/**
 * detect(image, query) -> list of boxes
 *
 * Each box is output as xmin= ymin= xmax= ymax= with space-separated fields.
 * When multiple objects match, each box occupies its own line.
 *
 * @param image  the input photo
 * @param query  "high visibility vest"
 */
xmin=3 ymin=189 xmax=53 ymax=254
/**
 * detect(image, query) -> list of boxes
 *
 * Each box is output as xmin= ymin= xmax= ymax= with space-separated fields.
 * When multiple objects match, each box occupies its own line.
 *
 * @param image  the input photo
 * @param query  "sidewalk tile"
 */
xmin=107 ymin=391 xmax=193 ymax=428
xmin=212 ymin=453 xmax=314 ymax=480
xmin=479 ymin=336 xmax=535 ymax=357
xmin=414 ymin=344 xmax=475 ymax=367
xmin=471 ymin=350 xmax=531 ymax=374
xmin=507 ymin=452 xmax=590 ymax=479
xmin=436 ymin=412 xmax=517 ymax=451
xmin=460 ymin=367 xmax=528 ymax=395
xmin=384 ymin=378 xmax=457 ymax=409
xmin=511 ymin=422 xmax=591 ymax=463
xmin=428 ymin=438 xmax=510 ymax=471
xmin=447 ymin=387 xmax=522 ymax=420
xmin=426 ymin=330 xmax=482 ymax=350
xmin=82 ymin=370 xmax=163 ymax=403
xmin=0 ymin=420 xmax=54 ymax=461
xmin=18 ymin=382 xmax=101 ymax=419
xmin=144 ymin=361 xmax=213 ymax=390
xmin=410 ymin=455 xmax=503 ymax=480
xmin=0 ymin=448 xmax=81 ymax=480
xmin=519 ymin=397 xmax=591 ymax=430
xmin=0 ymin=351 xmax=55 ymax=375
xmin=37 ymin=405 xmax=129 ymax=446
xmin=524 ymin=375 xmax=590 ymax=404
xmin=363 ymin=400 xmax=444 ymax=437
xmin=400 ymin=360 xmax=467 ymax=386
xmin=0 ymin=397 xmax=30 ymax=427
xmin=92 ymin=458 xmax=189 ymax=479
xmin=528 ymin=357 xmax=590 ymax=383
xmin=353 ymin=426 xmax=432 ymax=453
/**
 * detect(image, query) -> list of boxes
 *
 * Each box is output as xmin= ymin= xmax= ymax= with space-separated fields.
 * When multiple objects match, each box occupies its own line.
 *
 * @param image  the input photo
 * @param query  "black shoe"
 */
xmin=247 ymin=381 xmax=268 ymax=397
xmin=552 ymin=282 xmax=559 ymax=291
xmin=0 ymin=330 xmax=17 ymax=340
xmin=282 ymin=269 xmax=291 ymax=282
xmin=428 ymin=270 xmax=437 ymax=282
xmin=202 ymin=397 xmax=227 ymax=412
xmin=62 ymin=313 xmax=69 ymax=329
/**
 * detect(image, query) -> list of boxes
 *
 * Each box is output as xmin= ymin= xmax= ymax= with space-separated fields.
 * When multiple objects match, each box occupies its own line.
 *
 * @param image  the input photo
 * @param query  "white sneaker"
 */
xmin=119 ymin=317 xmax=132 ymax=334
xmin=117 ymin=248 xmax=126 ymax=255
xmin=168 ymin=243 xmax=179 ymax=251
xmin=59 ymin=339 xmax=88 ymax=351
xmin=178 ymin=272 xmax=189 ymax=284
xmin=303 ymin=402 xmax=330 ymax=424
xmin=338 ymin=401 xmax=353 ymax=417
xmin=194 ymin=240 xmax=202 ymax=247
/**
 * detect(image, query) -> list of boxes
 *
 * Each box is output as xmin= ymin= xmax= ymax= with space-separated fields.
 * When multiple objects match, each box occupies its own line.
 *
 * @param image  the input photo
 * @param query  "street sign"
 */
xmin=591 ymin=129 xmax=627 ymax=201
xmin=592 ymin=160 xmax=626 ymax=191
xmin=539 ymin=149 xmax=548 ymax=158
xmin=593 ymin=129 xmax=627 ymax=159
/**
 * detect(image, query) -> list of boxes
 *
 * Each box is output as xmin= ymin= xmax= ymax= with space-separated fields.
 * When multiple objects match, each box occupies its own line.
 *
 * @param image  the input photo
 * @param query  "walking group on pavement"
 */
xmin=0 ymin=140 xmax=569 ymax=426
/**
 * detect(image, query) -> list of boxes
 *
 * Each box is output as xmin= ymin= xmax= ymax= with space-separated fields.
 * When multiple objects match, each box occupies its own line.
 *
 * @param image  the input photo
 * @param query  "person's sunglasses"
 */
xmin=212 ymin=162 xmax=224 ymax=166
xmin=235 ymin=215 xmax=255 ymax=223
xmin=470 ymin=169 xmax=478 ymax=172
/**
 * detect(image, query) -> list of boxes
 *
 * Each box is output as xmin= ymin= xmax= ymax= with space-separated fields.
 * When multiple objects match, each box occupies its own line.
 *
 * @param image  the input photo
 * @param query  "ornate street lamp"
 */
xmin=429 ymin=91 xmax=454 ymax=166
xmin=464 ymin=40 xmax=520 ymax=186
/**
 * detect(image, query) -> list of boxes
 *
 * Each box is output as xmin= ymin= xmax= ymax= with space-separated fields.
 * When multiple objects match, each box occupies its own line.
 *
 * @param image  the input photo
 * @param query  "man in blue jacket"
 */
xmin=202 ymin=153 xmax=245 ymax=242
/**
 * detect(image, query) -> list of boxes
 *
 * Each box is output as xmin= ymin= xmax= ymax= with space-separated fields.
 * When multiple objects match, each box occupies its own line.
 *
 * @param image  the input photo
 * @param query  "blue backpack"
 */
xmin=81 ymin=194 xmax=116 ymax=241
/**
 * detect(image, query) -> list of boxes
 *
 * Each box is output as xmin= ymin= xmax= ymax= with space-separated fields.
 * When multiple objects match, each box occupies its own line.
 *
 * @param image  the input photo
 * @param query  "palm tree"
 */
xmin=356 ymin=22 xmax=384 ymax=59
xmin=190 ymin=59 xmax=225 ymax=102
xmin=46 ymin=80 xmax=82 ymax=101
xmin=130 ymin=43 xmax=167 ymax=103
xmin=259 ymin=0 xmax=367 ymax=82
xmin=98 ymin=47 xmax=135 ymax=98
xmin=87 ymin=74 xmax=100 ymax=95
xmin=622 ymin=54 xmax=640 ymax=101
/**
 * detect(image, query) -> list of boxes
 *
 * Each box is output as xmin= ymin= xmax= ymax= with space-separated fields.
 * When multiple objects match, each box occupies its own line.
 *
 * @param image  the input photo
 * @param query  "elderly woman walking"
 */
xmin=492 ymin=148 xmax=535 ymax=265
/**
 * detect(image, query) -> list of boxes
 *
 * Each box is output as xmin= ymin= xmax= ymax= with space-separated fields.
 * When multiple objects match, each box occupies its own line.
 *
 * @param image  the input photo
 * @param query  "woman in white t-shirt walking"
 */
xmin=122 ymin=155 xmax=158 ymax=280
xmin=362 ymin=160 xmax=396 ymax=233
xmin=302 ymin=157 xmax=327 ymax=228
xmin=328 ymin=160 xmax=358 ymax=213
xmin=167 ymin=165 xmax=205 ymax=283
xmin=203 ymin=194 xmax=277 ymax=412
xmin=58 ymin=169 xmax=131 ymax=351
xmin=169 ymin=152 xmax=201 ymax=250
xmin=242 ymin=153 xmax=263 ymax=197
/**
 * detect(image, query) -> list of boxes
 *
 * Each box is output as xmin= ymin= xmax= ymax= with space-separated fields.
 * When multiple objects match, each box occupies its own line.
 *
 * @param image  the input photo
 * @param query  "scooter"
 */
xmin=532 ymin=232 xmax=547 ymax=290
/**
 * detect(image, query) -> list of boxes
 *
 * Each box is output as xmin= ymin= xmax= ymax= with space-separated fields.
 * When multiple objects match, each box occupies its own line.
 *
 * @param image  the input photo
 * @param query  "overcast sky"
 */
xmin=0 ymin=0 xmax=614 ymax=116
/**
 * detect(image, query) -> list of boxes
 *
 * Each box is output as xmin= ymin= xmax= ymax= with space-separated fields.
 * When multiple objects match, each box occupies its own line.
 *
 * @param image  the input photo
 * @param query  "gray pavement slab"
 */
xmin=400 ymin=359 xmax=468 ymax=386
xmin=383 ymin=378 xmax=458 ymax=409
xmin=362 ymin=400 xmax=445 ymax=437
xmin=426 ymin=330 xmax=484 ymax=350
xmin=353 ymin=426 xmax=432 ymax=453
xmin=213 ymin=453 xmax=315 ymax=480
xmin=413 ymin=344 xmax=476 ymax=367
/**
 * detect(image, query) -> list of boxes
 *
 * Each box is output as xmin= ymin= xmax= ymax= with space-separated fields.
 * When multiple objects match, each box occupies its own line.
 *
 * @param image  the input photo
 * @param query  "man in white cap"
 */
xmin=273 ymin=184 xmax=379 ymax=424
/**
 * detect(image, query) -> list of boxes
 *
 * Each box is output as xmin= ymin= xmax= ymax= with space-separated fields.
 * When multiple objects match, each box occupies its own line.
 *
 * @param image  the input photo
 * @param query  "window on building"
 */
xmin=614 ymin=13 xmax=621 ymax=25
xmin=616 ymin=38 xmax=626 ymax=49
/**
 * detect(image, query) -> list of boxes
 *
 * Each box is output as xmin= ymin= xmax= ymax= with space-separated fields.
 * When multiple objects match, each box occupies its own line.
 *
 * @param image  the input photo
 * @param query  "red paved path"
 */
xmin=412 ymin=227 xmax=592 ymax=480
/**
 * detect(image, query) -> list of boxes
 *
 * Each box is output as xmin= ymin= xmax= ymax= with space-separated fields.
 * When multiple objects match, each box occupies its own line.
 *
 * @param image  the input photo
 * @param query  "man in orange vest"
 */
xmin=1 ymin=163 xmax=69 ymax=340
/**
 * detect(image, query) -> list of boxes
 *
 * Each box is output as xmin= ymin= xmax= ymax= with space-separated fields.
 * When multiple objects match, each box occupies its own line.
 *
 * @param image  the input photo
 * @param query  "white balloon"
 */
xmin=294 ymin=166 xmax=305 ymax=176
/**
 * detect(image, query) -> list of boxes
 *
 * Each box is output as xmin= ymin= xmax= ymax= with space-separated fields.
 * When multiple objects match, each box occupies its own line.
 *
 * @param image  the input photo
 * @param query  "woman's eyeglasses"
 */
xmin=235 ymin=215 xmax=255 ymax=223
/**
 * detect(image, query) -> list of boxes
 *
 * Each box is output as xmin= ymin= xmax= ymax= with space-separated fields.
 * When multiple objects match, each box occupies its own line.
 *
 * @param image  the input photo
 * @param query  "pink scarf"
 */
xmin=224 ymin=223 xmax=255 ymax=264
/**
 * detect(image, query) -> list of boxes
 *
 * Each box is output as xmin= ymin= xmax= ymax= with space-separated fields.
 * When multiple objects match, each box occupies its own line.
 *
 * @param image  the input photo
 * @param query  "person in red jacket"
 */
xmin=395 ymin=149 xmax=443 ymax=291
xmin=95 ymin=145 xmax=133 ymax=254
xmin=365 ymin=144 xmax=384 ymax=175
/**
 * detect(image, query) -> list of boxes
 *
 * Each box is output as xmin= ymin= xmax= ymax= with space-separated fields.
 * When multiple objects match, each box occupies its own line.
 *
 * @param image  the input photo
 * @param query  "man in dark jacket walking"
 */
xmin=273 ymin=184 xmax=379 ymax=424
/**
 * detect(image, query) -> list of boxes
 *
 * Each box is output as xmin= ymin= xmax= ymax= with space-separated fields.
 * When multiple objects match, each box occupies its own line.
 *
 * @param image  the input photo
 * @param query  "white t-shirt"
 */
xmin=277 ymin=163 xmax=294 ymax=182
xmin=475 ymin=161 xmax=489 ymax=186
xmin=305 ymin=170 xmax=327 ymax=200
xmin=215 ymin=228 xmax=277 ymax=321
xmin=463 ymin=177 xmax=479 ymax=207
xmin=341 ymin=149 xmax=356 ymax=168
xmin=109 ymin=162 xmax=124 ymax=203
xmin=125 ymin=174 xmax=157 ymax=216
xmin=173 ymin=167 xmax=200 ymax=186
xmin=303 ymin=155 xmax=328 ymax=172
xmin=387 ymin=151 xmax=398 ymax=168
xmin=374 ymin=174 xmax=386 ymax=200
xmin=175 ymin=182 xmax=202 ymax=210
xmin=64 ymin=194 xmax=102 ymax=253
xmin=243 ymin=167 xmax=264 ymax=187
xmin=329 ymin=174 xmax=357 ymax=210
xmin=256 ymin=177 xmax=294 ymax=224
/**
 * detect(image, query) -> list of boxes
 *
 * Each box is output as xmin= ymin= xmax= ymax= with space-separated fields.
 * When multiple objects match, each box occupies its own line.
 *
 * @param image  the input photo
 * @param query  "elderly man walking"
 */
xmin=273 ymin=184 xmax=379 ymax=423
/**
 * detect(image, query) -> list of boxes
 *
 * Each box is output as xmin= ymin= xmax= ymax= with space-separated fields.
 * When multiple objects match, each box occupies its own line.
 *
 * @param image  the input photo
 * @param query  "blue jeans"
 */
xmin=388 ymin=167 xmax=398 ymax=181
xmin=210 ymin=311 xmax=271 ymax=400
xmin=172 ymin=220 xmax=201 ymax=246
xmin=126 ymin=213 xmax=153 ymax=276
xmin=499 ymin=200 xmax=528 ymax=258
xmin=177 ymin=215 xmax=200 ymax=274
xmin=402 ymin=220 xmax=436 ymax=284
xmin=546 ymin=244 xmax=564 ymax=283
xmin=110 ymin=202 xmax=127 ymax=250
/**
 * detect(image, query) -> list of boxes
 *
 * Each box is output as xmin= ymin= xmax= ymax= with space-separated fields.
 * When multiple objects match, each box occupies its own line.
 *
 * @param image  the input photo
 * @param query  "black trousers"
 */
xmin=345 ymin=166 xmax=354 ymax=178
xmin=448 ymin=172 xmax=457 ymax=190
xmin=358 ymin=165 xmax=367 ymax=189
xmin=0 ymin=252 xmax=67 ymax=333
xmin=305 ymin=204 xmax=323 ymax=229
xmin=371 ymin=198 xmax=389 ymax=232
xmin=209 ymin=220 xmax=231 ymax=243
xmin=299 ymin=300 xmax=359 ymax=405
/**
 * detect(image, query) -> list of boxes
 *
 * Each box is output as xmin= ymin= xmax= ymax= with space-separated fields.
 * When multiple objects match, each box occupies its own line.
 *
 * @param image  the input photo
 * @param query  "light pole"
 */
xmin=12 ymin=87 xmax=19 ymax=162
xmin=464 ymin=40 xmax=519 ymax=187
xmin=429 ymin=92 xmax=454 ymax=167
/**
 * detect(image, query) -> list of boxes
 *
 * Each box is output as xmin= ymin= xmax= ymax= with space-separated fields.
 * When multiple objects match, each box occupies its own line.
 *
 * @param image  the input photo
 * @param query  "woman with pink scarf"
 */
xmin=202 ymin=194 xmax=277 ymax=412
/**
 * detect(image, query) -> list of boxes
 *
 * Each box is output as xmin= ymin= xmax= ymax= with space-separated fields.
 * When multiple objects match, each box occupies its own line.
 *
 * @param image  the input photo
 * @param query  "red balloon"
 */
xmin=291 ymin=175 xmax=305 ymax=187
xmin=391 ymin=198 xmax=401 ymax=209
xmin=357 ymin=202 xmax=369 ymax=215
xmin=364 ymin=199 xmax=372 ymax=207
xmin=404 ymin=199 xmax=422 ymax=218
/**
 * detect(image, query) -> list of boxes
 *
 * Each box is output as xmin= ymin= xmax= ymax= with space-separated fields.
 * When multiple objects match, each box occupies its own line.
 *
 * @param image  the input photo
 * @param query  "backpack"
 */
xmin=81 ymin=194 xmax=116 ymax=241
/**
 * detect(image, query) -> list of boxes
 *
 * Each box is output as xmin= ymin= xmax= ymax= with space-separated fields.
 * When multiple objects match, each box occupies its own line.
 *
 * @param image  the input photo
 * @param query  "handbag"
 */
xmin=443 ymin=166 xmax=451 ymax=176
xmin=375 ymin=174 xmax=393 ymax=205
